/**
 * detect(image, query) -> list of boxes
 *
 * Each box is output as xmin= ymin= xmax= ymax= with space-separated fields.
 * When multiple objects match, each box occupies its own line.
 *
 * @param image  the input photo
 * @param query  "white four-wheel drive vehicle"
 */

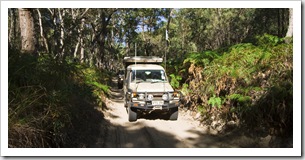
xmin=123 ymin=56 xmax=181 ymax=122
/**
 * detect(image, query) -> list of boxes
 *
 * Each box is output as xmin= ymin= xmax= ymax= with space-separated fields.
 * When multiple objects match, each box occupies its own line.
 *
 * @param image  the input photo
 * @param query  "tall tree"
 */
xmin=36 ymin=9 xmax=49 ymax=53
xmin=9 ymin=8 xmax=17 ymax=47
xmin=18 ymin=8 xmax=36 ymax=54
xmin=285 ymin=8 xmax=293 ymax=38
xmin=89 ymin=8 xmax=117 ymax=68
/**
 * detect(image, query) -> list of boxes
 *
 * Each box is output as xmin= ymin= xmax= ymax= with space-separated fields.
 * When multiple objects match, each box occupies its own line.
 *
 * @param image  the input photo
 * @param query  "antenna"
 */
xmin=165 ymin=47 xmax=167 ymax=73
xmin=135 ymin=42 xmax=137 ymax=83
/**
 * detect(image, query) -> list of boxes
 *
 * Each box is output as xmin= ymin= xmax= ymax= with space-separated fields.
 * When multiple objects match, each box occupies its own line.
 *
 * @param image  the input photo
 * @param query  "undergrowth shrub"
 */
xmin=184 ymin=50 xmax=220 ymax=67
xmin=184 ymin=34 xmax=293 ymax=138
xmin=208 ymin=95 xmax=223 ymax=109
xmin=9 ymin=48 xmax=110 ymax=147
xmin=169 ymin=74 xmax=182 ymax=89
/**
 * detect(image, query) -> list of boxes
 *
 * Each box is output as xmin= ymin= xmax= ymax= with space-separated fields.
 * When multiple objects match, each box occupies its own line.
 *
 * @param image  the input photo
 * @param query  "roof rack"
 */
xmin=123 ymin=56 xmax=163 ymax=68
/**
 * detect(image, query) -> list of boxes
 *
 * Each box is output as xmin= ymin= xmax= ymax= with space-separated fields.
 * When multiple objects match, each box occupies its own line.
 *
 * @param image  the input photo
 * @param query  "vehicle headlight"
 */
xmin=162 ymin=94 xmax=168 ymax=100
xmin=147 ymin=94 xmax=154 ymax=101
xmin=138 ymin=93 xmax=144 ymax=100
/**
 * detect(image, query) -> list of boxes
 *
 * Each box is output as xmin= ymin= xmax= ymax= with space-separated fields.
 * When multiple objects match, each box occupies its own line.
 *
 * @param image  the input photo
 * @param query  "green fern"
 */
xmin=208 ymin=95 xmax=223 ymax=109
xmin=169 ymin=74 xmax=182 ymax=89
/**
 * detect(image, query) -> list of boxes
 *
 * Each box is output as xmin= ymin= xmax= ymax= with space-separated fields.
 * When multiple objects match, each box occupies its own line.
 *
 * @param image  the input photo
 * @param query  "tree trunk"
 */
xmin=80 ymin=18 xmax=85 ymax=63
xmin=9 ymin=8 xmax=17 ymax=46
xmin=58 ymin=9 xmax=65 ymax=57
xmin=166 ymin=9 xmax=173 ymax=45
xmin=80 ymin=38 xmax=85 ymax=63
xmin=281 ymin=9 xmax=285 ymax=37
xmin=18 ymin=8 xmax=36 ymax=54
xmin=73 ymin=40 xmax=80 ymax=58
xmin=277 ymin=9 xmax=280 ymax=37
xmin=285 ymin=8 xmax=293 ymax=38
xmin=37 ymin=9 xmax=49 ymax=53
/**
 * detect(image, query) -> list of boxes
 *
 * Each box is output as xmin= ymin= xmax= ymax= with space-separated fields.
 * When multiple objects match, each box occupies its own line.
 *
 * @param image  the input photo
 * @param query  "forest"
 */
xmin=8 ymin=8 xmax=293 ymax=147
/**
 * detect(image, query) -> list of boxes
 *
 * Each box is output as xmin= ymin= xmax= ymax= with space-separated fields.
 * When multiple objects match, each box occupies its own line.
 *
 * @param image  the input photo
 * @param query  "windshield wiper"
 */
xmin=136 ymin=79 xmax=144 ymax=83
xmin=151 ymin=80 xmax=164 ymax=83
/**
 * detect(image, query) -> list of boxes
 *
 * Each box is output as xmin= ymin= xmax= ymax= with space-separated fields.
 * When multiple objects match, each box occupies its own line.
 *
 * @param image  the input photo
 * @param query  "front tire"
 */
xmin=169 ymin=110 xmax=178 ymax=120
xmin=128 ymin=107 xmax=137 ymax=122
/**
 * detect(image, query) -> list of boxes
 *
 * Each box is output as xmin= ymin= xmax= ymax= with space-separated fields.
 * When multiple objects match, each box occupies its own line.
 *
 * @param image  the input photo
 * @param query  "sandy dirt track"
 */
xmin=90 ymin=78 xmax=268 ymax=148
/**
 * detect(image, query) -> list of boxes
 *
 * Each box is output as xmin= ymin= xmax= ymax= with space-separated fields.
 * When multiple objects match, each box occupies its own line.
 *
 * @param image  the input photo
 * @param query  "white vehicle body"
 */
xmin=123 ymin=57 xmax=181 ymax=122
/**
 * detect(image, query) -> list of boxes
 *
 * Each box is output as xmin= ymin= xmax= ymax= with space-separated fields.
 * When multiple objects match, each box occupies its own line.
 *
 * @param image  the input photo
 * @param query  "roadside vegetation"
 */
xmin=168 ymin=34 xmax=293 ymax=147
xmin=8 ymin=47 xmax=111 ymax=147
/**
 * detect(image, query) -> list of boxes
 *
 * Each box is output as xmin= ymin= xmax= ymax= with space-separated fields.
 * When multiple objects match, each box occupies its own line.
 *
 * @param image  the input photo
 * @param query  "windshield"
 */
xmin=131 ymin=70 xmax=167 ymax=83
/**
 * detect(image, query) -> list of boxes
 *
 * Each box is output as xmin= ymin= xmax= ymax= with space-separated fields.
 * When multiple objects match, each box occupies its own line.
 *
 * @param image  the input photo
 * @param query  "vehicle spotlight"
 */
xmin=162 ymin=94 xmax=168 ymax=100
xmin=147 ymin=94 xmax=154 ymax=101
xmin=138 ymin=93 xmax=144 ymax=100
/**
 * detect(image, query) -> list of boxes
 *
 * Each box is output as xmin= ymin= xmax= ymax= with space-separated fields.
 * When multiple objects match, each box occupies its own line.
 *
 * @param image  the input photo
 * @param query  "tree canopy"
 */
xmin=9 ymin=8 xmax=291 ymax=69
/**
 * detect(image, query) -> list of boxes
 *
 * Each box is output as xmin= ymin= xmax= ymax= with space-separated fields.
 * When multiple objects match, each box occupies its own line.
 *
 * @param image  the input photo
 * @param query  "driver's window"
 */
xmin=131 ymin=71 xmax=135 ymax=81
xmin=131 ymin=70 xmax=142 ymax=81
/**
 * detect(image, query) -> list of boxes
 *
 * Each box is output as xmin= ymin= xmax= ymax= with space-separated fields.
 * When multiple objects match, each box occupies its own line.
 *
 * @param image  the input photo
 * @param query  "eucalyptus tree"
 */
xmin=246 ymin=8 xmax=289 ymax=42
xmin=8 ymin=8 xmax=18 ymax=48
xmin=18 ymin=8 xmax=36 ymax=54
xmin=173 ymin=8 xmax=257 ymax=51
xmin=285 ymin=8 xmax=293 ymax=38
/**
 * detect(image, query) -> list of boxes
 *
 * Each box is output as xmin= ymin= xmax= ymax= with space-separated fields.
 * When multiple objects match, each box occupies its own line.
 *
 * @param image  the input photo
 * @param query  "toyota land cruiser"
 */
xmin=123 ymin=56 xmax=181 ymax=122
